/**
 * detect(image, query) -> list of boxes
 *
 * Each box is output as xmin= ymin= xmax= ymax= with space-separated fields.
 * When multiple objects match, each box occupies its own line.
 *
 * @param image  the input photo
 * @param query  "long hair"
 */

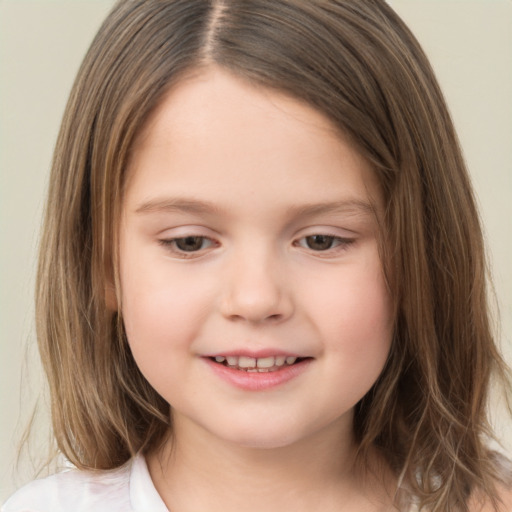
xmin=36 ymin=0 xmax=510 ymax=509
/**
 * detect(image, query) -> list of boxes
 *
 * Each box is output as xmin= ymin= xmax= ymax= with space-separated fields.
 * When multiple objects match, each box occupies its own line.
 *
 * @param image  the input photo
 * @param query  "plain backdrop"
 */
xmin=1 ymin=0 xmax=511 ymax=503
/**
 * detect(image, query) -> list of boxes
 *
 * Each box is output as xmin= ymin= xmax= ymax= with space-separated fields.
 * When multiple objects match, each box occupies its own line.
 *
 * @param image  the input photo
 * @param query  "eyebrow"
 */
xmin=286 ymin=200 xmax=375 ymax=220
xmin=135 ymin=197 xmax=375 ymax=219
xmin=135 ymin=197 xmax=223 ymax=215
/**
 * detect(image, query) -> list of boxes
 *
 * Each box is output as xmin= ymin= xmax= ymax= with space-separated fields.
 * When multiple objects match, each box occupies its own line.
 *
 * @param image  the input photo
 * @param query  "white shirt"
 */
xmin=2 ymin=454 xmax=424 ymax=512
xmin=1 ymin=454 xmax=169 ymax=512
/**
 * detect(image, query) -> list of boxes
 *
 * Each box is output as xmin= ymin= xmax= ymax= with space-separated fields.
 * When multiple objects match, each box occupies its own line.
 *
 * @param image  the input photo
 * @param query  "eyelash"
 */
xmin=158 ymin=236 xmax=218 ymax=258
xmin=294 ymin=235 xmax=355 ymax=254
xmin=158 ymin=234 xmax=355 ymax=258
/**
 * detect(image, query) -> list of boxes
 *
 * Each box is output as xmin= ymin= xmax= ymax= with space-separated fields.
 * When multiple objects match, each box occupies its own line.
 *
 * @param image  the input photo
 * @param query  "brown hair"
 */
xmin=36 ymin=0 xmax=510 ymax=510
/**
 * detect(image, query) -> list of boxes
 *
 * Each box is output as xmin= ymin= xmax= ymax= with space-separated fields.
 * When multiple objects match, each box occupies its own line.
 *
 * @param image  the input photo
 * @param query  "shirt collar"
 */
xmin=129 ymin=453 xmax=169 ymax=512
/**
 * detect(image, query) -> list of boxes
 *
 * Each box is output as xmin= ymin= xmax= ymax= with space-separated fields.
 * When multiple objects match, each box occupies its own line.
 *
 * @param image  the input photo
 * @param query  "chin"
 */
xmin=214 ymin=422 xmax=317 ymax=451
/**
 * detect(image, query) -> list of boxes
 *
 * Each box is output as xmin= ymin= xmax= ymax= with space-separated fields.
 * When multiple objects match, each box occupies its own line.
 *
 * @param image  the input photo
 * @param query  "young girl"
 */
xmin=2 ymin=1 xmax=511 ymax=511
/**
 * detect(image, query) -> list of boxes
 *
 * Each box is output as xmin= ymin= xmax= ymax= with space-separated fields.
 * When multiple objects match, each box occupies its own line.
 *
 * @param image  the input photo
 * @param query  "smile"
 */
xmin=204 ymin=353 xmax=313 ymax=390
xmin=211 ymin=355 xmax=306 ymax=373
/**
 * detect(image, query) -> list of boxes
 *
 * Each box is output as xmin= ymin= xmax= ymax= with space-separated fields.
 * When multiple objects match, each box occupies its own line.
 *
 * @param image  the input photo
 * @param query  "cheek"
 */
xmin=304 ymin=257 xmax=392 ymax=364
xmin=120 ymin=271 xmax=213 ymax=401
xmin=119 ymin=250 xmax=215 ymax=367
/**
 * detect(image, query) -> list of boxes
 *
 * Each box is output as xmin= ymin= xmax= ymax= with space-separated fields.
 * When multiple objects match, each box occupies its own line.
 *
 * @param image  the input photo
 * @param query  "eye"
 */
xmin=295 ymin=234 xmax=354 ymax=252
xmin=174 ymin=236 xmax=210 ymax=252
xmin=303 ymin=235 xmax=335 ymax=251
xmin=159 ymin=236 xmax=216 ymax=255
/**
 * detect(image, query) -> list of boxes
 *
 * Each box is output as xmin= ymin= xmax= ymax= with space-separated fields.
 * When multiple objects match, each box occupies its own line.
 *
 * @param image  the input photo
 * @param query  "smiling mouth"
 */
xmin=208 ymin=355 xmax=310 ymax=373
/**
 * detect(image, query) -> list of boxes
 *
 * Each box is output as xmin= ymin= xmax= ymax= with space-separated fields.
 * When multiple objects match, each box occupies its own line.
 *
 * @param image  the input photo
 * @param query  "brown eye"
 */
xmin=304 ymin=235 xmax=336 ymax=251
xmin=159 ymin=235 xmax=217 ymax=258
xmin=174 ymin=236 xmax=208 ymax=252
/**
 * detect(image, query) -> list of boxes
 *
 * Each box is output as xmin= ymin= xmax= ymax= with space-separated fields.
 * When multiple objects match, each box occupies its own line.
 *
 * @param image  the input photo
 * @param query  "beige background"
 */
xmin=1 ymin=0 xmax=511 ymax=503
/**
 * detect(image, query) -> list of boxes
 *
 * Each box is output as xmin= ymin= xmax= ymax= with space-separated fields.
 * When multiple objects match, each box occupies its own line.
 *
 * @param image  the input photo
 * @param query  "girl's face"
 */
xmin=120 ymin=67 xmax=393 ymax=450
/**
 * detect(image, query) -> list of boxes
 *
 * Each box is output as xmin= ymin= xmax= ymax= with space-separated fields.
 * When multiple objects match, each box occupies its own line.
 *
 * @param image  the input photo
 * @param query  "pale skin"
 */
xmin=117 ymin=66 xmax=510 ymax=511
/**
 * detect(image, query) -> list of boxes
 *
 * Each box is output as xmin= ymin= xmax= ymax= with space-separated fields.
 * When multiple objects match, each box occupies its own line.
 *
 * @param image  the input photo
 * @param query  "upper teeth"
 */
xmin=214 ymin=355 xmax=298 ymax=368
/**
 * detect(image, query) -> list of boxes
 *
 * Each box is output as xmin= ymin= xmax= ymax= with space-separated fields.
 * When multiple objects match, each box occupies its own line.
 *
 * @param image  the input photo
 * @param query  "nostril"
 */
xmin=219 ymin=274 xmax=294 ymax=324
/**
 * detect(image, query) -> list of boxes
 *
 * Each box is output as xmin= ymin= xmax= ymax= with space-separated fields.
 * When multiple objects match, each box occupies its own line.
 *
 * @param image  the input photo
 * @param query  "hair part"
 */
xmin=36 ymin=1 xmax=511 ymax=509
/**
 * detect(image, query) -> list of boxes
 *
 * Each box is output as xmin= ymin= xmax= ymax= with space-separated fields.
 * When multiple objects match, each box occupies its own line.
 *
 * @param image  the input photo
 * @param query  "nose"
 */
xmin=219 ymin=249 xmax=294 ymax=324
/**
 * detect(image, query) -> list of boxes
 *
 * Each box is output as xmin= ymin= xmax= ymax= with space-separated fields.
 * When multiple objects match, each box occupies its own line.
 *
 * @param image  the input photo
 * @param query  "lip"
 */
xmin=203 ymin=356 xmax=312 ymax=391
xmin=203 ymin=349 xmax=303 ymax=359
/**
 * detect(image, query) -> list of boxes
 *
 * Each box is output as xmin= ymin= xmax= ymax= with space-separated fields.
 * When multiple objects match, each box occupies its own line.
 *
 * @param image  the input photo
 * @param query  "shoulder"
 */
xmin=469 ymin=485 xmax=512 ymax=512
xmin=489 ymin=486 xmax=512 ymax=512
xmin=1 ymin=462 xmax=132 ymax=512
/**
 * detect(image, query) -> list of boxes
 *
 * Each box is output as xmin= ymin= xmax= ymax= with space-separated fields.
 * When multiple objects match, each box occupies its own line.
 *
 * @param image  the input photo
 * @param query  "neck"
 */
xmin=147 ymin=415 xmax=396 ymax=512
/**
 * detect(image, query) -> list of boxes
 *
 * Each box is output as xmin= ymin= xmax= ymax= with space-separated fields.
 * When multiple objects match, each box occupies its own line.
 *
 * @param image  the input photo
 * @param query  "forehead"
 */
xmin=125 ymin=66 xmax=382 ymax=214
